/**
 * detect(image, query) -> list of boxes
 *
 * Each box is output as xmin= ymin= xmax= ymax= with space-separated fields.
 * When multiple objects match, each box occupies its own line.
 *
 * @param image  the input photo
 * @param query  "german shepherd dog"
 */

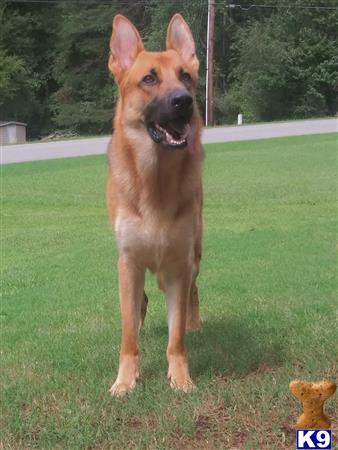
xmin=107 ymin=14 xmax=203 ymax=396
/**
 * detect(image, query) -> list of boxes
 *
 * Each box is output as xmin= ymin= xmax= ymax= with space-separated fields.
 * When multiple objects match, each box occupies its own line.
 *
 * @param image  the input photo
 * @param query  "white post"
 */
xmin=237 ymin=113 xmax=243 ymax=125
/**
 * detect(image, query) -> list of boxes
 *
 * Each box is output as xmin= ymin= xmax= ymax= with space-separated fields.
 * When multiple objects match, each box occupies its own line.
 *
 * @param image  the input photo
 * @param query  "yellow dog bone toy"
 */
xmin=289 ymin=379 xmax=337 ymax=429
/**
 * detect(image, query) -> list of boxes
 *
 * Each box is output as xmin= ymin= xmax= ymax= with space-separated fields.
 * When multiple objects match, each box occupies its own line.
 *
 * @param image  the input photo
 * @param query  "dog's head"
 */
xmin=109 ymin=14 xmax=199 ymax=149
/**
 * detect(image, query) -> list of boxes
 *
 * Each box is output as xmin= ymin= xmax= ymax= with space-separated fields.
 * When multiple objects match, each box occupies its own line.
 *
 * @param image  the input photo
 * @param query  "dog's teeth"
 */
xmin=156 ymin=124 xmax=185 ymax=146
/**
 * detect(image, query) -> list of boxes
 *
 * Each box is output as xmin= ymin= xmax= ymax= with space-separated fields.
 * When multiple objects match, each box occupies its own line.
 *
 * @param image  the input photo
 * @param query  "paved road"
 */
xmin=2 ymin=118 xmax=337 ymax=164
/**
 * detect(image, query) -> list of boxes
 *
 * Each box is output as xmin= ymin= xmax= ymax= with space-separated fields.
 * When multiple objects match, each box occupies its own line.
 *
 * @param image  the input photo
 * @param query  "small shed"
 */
xmin=0 ymin=121 xmax=27 ymax=145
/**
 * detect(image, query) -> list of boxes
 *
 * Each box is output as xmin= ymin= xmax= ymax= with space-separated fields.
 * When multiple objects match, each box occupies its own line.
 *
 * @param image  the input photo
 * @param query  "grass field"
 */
xmin=2 ymin=133 xmax=337 ymax=449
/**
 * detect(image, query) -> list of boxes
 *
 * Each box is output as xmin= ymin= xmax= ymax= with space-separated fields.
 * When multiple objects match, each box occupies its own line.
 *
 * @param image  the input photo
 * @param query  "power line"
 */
xmin=4 ymin=0 xmax=145 ymax=3
xmin=226 ymin=3 xmax=338 ymax=10
xmin=4 ymin=0 xmax=206 ymax=3
xmin=4 ymin=0 xmax=338 ymax=7
xmin=4 ymin=0 xmax=338 ymax=12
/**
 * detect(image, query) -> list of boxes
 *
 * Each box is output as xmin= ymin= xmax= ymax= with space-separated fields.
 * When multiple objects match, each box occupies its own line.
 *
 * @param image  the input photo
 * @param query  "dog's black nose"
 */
xmin=170 ymin=91 xmax=193 ymax=111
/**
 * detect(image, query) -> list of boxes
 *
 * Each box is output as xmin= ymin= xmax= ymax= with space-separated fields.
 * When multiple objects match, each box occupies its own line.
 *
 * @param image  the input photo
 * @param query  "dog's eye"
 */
xmin=181 ymin=72 xmax=192 ymax=83
xmin=142 ymin=73 xmax=156 ymax=85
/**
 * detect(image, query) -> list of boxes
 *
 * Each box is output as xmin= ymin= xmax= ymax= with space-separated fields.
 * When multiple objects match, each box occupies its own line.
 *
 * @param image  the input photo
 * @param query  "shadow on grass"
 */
xmin=188 ymin=318 xmax=285 ymax=379
xmin=145 ymin=317 xmax=285 ymax=380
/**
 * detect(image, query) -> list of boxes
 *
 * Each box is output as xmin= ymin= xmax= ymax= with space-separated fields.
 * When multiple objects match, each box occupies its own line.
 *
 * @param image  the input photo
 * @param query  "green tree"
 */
xmin=224 ymin=0 xmax=338 ymax=123
xmin=51 ymin=4 xmax=118 ymax=134
xmin=0 ymin=1 xmax=60 ymax=137
xmin=1 ymin=0 xmax=337 ymax=137
xmin=0 ymin=50 xmax=38 ymax=123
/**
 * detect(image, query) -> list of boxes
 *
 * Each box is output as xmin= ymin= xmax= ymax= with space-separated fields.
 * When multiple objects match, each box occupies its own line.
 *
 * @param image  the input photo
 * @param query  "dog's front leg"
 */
xmin=110 ymin=256 xmax=145 ymax=397
xmin=165 ymin=270 xmax=195 ymax=393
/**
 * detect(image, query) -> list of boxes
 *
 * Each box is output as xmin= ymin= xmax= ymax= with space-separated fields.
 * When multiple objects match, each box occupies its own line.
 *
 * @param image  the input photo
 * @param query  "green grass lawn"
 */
xmin=2 ymin=133 xmax=337 ymax=449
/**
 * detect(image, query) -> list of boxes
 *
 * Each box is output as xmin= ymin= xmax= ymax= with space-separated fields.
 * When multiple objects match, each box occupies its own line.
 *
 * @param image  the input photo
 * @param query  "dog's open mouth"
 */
xmin=147 ymin=122 xmax=190 ymax=148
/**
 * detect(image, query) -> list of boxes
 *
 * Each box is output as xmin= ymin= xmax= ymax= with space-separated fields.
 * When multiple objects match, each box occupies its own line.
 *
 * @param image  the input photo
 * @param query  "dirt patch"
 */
xmin=169 ymin=397 xmax=244 ymax=450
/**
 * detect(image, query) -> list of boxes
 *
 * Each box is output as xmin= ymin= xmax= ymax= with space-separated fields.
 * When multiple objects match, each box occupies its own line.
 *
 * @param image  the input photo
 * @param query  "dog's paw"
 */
xmin=109 ymin=379 xmax=137 ymax=397
xmin=168 ymin=375 xmax=196 ymax=393
xmin=167 ymin=356 xmax=195 ymax=393
xmin=110 ymin=355 xmax=139 ymax=397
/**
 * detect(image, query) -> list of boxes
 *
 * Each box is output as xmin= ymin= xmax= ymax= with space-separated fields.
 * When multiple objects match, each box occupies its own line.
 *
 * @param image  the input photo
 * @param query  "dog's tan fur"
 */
xmin=107 ymin=14 xmax=203 ymax=396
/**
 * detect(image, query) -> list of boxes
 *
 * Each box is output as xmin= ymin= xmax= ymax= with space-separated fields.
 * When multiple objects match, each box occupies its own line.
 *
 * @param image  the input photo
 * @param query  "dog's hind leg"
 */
xmin=186 ymin=280 xmax=201 ymax=331
xmin=186 ymin=233 xmax=202 ymax=331
xmin=139 ymin=291 xmax=148 ymax=331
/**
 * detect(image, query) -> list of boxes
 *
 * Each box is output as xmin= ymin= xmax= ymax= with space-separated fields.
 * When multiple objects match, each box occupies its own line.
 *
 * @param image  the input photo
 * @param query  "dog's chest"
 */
xmin=115 ymin=209 xmax=194 ymax=270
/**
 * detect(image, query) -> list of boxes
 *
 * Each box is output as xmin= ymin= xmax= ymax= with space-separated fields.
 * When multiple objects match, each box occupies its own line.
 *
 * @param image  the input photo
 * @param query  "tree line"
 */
xmin=1 ymin=0 xmax=337 ymax=139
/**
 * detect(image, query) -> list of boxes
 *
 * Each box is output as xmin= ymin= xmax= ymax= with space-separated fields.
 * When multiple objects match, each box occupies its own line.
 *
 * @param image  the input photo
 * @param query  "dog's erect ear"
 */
xmin=109 ymin=15 xmax=144 ymax=83
xmin=166 ymin=14 xmax=199 ymax=72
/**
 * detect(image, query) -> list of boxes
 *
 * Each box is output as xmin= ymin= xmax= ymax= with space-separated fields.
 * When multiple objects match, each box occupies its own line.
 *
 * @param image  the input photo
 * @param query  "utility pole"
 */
xmin=205 ymin=0 xmax=215 ymax=126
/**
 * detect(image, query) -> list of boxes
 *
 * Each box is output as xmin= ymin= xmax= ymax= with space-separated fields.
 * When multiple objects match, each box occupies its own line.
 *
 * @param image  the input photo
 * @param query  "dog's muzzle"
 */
xmin=145 ymin=90 xmax=193 ymax=149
